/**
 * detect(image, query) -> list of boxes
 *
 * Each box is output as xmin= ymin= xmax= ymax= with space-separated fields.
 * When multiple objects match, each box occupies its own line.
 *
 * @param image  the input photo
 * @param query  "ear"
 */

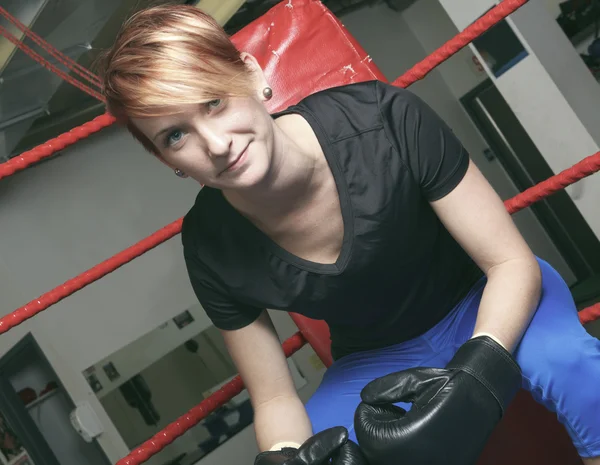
xmin=240 ymin=52 xmax=271 ymax=101
xmin=153 ymin=154 xmax=188 ymax=177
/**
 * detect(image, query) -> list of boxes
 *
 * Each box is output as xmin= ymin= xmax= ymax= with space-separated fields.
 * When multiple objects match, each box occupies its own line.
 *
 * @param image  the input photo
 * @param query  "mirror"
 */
xmin=83 ymin=305 xmax=307 ymax=465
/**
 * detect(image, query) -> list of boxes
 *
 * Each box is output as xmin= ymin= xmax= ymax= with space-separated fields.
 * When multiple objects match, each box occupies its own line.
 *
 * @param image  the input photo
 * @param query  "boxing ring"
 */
xmin=1 ymin=0 xmax=600 ymax=463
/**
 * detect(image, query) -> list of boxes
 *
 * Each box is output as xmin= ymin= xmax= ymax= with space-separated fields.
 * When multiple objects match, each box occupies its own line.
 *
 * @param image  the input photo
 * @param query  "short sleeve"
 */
xmin=183 ymin=250 xmax=263 ymax=331
xmin=379 ymin=82 xmax=469 ymax=201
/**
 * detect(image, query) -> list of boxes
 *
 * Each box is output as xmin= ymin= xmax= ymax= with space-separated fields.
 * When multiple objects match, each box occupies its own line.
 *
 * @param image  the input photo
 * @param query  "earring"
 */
xmin=174 ymin=168 xmax=187 ymax=178
xmin=262 ymin=86 xmax=273 ymax=100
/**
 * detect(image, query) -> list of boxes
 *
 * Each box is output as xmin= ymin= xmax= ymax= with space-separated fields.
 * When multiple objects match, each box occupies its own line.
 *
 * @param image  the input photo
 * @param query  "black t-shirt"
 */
xmin=181 ymin=80 xmax=483 ymax=360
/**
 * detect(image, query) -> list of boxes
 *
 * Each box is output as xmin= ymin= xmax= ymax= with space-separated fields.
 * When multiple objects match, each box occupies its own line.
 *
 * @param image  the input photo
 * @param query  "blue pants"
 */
xmin=305 ymin=258 xmax=600 ymax=457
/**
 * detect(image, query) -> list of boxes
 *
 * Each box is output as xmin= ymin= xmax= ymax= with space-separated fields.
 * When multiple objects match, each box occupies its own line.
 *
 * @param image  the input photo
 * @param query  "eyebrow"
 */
xmin=153 ymin=126 xmax=177 ymax=142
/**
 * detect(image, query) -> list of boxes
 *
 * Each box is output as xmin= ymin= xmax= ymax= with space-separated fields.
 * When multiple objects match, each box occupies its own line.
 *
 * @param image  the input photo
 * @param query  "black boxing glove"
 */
xmin=255 ymin=426 xmax=369 ymax=465
xmin=354 ymin=336 xmax=522 ymax=465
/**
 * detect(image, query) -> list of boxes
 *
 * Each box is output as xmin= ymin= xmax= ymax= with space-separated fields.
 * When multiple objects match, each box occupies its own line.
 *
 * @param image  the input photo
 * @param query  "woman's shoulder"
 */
xmin=300 ymin=79 xmax=379 ymax=108
xmin=290 ymin=80 xmax=419 ymax=132
xmin=301 ymin=79 xmax=414 ymax=107
xmin=284 ymin=80 xmax=384 ymax=140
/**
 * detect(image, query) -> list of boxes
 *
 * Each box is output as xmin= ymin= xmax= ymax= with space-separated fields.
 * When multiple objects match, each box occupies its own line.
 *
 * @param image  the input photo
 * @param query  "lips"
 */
xmin=222 ymin=144 xmax=248 ymax=173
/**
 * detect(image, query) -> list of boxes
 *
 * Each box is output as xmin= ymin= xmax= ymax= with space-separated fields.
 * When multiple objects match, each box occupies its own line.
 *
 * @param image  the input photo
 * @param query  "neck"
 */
xmin=222 ymin=119 xmax=324 ymax=229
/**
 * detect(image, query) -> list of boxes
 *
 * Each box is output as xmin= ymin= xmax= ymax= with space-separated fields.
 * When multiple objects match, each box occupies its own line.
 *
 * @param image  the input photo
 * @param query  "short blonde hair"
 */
xmin=97 ymin=4 xmax=256 ymax=153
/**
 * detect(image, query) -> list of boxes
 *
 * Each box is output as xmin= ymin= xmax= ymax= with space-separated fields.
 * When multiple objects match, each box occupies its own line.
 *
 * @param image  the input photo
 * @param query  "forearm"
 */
xmin=472 ymin=257 xmax=542 ymax=353
xmin=253 ymin=394 xmax=313 ymax=451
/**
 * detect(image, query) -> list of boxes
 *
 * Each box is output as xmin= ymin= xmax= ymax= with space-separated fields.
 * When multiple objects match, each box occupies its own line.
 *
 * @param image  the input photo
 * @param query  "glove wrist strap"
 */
xmin=447 ymin=335 xmax=522 ymax=413
xmin=470 ymin=331 xmax=507 ymax=349
xmin=255 ymin=447 xmax=298 ymax=465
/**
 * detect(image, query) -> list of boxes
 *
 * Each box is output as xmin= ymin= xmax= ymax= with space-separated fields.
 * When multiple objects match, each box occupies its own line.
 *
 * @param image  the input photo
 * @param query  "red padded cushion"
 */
xmin=231 ymin=0 xmax=387 ymax=113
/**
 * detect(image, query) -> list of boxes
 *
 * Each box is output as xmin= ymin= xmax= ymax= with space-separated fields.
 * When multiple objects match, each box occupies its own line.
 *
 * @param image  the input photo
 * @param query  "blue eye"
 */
xmin=166 ymin=130 xmax=184 ymax=147
xmin=206 ymin=99 xmax=221 ymax=110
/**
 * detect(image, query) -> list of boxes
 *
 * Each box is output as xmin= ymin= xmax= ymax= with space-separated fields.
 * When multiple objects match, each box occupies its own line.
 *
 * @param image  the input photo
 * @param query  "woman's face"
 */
xmin=131 ymin=56 xmax=276 ymax=190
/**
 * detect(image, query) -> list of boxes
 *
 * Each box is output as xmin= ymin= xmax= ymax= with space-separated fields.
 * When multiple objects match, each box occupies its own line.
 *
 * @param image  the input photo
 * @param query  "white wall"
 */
xmin=509 ymin=0 xmax=600 ymax=150
xmin=0 ymin=124 xmax=204 ymax=461
xmin=437 ymin=0 xmax=600 ymax=241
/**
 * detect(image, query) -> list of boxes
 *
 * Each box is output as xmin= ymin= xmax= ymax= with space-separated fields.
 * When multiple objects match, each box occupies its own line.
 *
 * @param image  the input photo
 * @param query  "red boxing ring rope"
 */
xmin=1 ymin=0 xmax=600 ymax=463
xmin=0 ymin=0 xmax=527 ymax=179
xmin=505 ymin=150 xmax=600 ymax=213
xmin=580 ymin=302 xmax=600 ymax=325
xmin=0 ymin=6 xmax=102 ymax=88
xmin=0 ymin=113 xmax=116 ymax=180
xmin=392 ymin=0 xmax=527 ymax=88
xmin=0 ymin=219 xmax=183 ymax=334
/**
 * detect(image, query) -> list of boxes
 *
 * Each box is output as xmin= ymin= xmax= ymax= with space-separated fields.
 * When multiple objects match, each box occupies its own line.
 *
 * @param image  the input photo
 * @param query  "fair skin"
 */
xmin=132 ymin=54 xmax=599 ymax=464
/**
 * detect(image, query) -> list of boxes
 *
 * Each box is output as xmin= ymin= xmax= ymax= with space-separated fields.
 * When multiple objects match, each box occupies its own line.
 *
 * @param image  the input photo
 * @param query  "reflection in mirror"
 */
xmin=83 ymin=305 xmax=306 ymax=465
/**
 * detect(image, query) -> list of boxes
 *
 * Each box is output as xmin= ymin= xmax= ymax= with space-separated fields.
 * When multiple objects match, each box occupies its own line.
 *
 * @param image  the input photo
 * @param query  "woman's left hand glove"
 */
xmin=354 ymin=336 xmax=522 ymax=465
xmin=255 ymin=426 xmax=369 ymax=465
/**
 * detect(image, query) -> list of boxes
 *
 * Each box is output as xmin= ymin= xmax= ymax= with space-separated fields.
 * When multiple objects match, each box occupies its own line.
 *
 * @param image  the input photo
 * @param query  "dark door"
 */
xmin=461 ymin=79 xmax=600 ymax=285
xmin=0 ymin=335 xmax=61 ymax=465
xmin=0 ymin=334 xmax=110 ymax=465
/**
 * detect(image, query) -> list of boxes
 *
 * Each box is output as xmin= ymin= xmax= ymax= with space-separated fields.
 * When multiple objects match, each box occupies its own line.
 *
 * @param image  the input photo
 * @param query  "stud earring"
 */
xmin=262 ymin=86 xmax=273 ymax=100
xmin=174 ymin=168 xmax=187 ymax=178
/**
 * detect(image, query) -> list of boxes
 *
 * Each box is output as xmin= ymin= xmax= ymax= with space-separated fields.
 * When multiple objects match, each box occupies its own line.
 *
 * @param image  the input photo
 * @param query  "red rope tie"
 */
xmin=0 ymin=25 xmax=104 ymax=102
xmin=0 ymin=6 xmax=102 ymax=88
xmin=0 ymin=219 xmax=183 ymax=334
xmin=115 ymin=332 xmax=307 ymax=465
xmin=579 ymin=303 xmax=600 ymax=326
xmin=0 ymin=113 xmax=116 ymax=180
xmin=393 ymin=0 xmax=528 ymax=88
xmin=505 ymin=151 xmax=600 ymax=214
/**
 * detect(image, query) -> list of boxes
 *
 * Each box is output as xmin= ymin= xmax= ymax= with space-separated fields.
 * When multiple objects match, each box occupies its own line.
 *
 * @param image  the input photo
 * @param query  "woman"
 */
xmin=99 ymin=5 xmax=600 ymax=465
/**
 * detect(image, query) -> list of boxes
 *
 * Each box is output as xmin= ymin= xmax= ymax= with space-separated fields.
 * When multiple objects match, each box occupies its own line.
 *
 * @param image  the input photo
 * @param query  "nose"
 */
xmin=199 ymin=124 xmax=231 ymax=158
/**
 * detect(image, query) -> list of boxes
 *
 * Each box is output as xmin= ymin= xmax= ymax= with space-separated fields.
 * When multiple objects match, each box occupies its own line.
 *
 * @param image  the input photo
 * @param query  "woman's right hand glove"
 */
xmin=254 ymin=426 xmax=369 ymax=465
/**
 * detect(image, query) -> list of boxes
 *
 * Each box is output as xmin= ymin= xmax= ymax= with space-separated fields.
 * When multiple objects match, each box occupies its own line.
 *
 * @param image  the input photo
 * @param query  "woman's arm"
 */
xmin=430 ymin=159 xmax=542 ymax=353
xmin=220 ymin=310 xmax=313 ymax=451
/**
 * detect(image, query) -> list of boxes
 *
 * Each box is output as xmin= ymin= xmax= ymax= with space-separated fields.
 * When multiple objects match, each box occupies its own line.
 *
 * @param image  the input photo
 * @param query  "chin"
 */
xmin=217 ymin=156 xmax=270 ymax=191
xmin=236 ymin=161 xmax=271 ymax=189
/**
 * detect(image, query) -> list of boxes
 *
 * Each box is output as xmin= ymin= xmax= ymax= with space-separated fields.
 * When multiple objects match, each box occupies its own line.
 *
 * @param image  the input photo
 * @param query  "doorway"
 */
xmin=0 ymin=334 xmax=110 ymax=465
xmin=461 ymin=79 xmax=600 ymax=290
